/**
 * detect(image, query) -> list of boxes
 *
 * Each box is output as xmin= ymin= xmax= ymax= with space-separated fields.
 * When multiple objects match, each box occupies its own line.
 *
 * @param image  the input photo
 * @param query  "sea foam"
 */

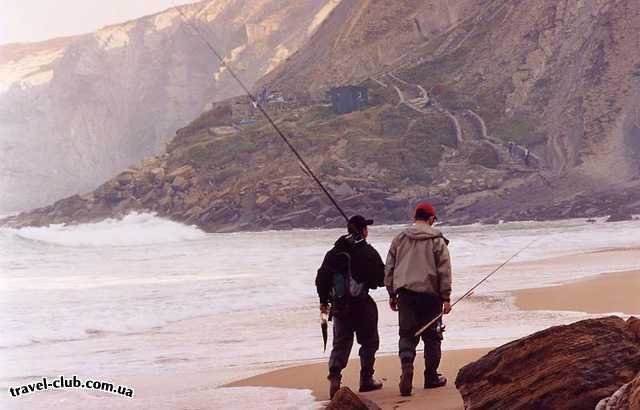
xmin=4 ymin=212 xmax=207 ymax=247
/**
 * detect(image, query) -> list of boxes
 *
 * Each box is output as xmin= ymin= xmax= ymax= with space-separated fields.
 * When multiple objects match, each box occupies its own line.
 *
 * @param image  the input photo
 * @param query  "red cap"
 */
xmin=414 ymin=201 xmax=436 ymax=219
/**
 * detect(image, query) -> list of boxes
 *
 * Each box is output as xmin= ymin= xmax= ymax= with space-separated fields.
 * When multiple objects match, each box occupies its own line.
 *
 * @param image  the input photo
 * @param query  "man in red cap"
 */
xmin=384 ymin=201 xmax=452 ymax=396
xmin=316 ymin=215 xmax=385 ymax=398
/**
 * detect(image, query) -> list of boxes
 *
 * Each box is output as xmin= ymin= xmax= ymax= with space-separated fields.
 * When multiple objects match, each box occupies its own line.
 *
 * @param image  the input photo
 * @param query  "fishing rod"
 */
xmin=173 ymin=4 xmax=349 ymax=221
xmin=414 ymin=238 xmax=538 ymax=337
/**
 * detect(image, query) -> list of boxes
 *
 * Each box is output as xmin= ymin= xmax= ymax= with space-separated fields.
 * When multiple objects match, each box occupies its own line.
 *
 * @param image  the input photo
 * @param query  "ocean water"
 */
xmin=1 ymin=213 xmax=639 ymax=409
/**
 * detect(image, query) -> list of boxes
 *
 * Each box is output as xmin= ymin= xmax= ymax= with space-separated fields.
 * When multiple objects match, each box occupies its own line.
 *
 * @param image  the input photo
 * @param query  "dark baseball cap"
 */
xmin=347 ymin=215 xmax=374 ymax=233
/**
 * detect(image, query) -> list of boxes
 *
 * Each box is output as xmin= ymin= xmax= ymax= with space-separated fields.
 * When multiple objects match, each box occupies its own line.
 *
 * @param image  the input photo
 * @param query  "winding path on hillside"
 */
xmin=385 ymin=72 xmax=463 ymax=147
xmin=378 ymin=71 xmax=546 ymax=171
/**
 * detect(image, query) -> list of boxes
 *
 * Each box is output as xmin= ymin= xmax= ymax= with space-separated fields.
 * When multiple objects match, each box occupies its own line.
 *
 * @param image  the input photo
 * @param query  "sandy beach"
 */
xmin=228 ymin=348 xmax=490 ymax=409
xmin=513 ymin=269 xmax=640 ymax=315
xmin=230 ymin=256 xmax=640 ymax=409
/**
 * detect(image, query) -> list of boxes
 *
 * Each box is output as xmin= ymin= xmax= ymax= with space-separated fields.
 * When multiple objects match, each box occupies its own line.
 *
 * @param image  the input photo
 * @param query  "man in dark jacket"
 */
xmin=316 ymin=215 xmax=385 ymax=399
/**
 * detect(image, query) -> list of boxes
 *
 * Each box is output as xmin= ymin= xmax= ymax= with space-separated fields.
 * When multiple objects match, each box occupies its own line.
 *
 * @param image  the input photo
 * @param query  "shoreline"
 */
xmin=226 ymin=348 xmax=490 ymax=409
xmin=513 ymin=269 xmax=640 ymax=315
xmin=227 ymin=266 xmax=639 ymax=409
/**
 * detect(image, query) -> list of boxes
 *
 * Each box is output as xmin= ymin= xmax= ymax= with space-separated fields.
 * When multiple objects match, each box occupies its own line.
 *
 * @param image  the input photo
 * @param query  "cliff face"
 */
xmin=266 ymin=0 xmax=640 ymax=178
xmin=258 ymin=0 xmax=640 ymax=221
xmin=4 ymin=0 xmax=640 ymax=231
xmin=0 ymin=0 xmax=333 ymax=212
xmin=258 ymin=0 xmax=485 ymax=93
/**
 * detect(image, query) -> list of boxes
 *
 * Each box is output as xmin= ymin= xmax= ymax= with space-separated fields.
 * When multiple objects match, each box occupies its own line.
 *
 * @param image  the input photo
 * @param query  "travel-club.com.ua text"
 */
xmin=8 ymin=375 xmax=134 ymax=398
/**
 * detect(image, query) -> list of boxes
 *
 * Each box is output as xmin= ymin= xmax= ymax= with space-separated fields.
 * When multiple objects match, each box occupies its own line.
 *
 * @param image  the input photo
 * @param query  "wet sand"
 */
xmin=227 ymin=348 xmax=489 ymax=409
xmin=513 ymin=269 xmax=640 ymax=315
xmin=229 ymin=251 xmax=639 ymax=409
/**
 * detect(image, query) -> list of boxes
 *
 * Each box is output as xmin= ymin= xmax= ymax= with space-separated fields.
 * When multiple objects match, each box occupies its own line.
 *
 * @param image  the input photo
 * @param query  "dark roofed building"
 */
xmin=329 ymin=86 xmax=368 ymax=115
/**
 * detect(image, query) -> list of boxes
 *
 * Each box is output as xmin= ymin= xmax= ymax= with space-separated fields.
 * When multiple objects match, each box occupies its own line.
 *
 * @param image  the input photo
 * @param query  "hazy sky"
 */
xmin=0 ymin=0 xmax=200 ymax=45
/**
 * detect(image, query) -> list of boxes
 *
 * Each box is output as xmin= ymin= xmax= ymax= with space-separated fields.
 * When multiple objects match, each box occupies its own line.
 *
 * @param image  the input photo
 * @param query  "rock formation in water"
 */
xmin=455 ymin=316 xmax=640 ymax=410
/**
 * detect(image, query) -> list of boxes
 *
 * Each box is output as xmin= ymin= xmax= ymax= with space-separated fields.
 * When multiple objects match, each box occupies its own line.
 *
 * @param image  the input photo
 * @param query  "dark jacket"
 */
xmin=315 ymin=234 xmax=385 ymax=305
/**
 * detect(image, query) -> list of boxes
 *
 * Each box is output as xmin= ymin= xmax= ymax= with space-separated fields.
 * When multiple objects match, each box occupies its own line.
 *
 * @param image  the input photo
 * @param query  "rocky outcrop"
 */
xmin=325 ymin=387 xmax=381 ymax=410
xmin=455 ymin=316 xmax=640 ymax=410
xmin=597 ymin=371 xmax=640 ymax=410
xmin=0 ymin=0 xmax=335 ymax=212
xmin=607 ymin=210 xmax=635 ymax=223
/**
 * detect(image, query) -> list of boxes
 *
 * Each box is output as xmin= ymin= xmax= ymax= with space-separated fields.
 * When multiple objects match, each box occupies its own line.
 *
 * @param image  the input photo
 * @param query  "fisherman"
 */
xmin=385 ymin=202 xmax=452 ymax=396
xmin=315 ymin=215 xmax=386 ymax=399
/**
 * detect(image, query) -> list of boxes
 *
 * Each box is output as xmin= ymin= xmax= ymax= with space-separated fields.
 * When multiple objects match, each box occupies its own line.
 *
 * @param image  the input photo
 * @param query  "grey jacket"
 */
xmin=384 ymin=223 xmax=452 ymax=302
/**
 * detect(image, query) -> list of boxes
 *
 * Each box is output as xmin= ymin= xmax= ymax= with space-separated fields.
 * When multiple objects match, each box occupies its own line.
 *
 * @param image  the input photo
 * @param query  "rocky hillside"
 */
xmin=0 ymin=0 xmax=336 ymax=212
xmin=3 ymin=0 xmax=640 ymax=231
xmin=258 ymin=0 xmax=485 ymax=94
xmin=268 ymin=0 xmax=640 ymax=176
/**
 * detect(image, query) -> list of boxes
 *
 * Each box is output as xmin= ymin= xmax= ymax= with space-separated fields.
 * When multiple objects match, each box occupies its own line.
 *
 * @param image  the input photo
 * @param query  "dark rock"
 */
xmin=455 ymin=316 xmax=640 ymax=410
xmin=116 ymin=172 xmax=134 ymax=186
xmin=596 ymin=371 xmax=640 ymax=410
xmin=607 ymin=210 xmax=634 ymax=222
xmin=171 ymin=176 xmax=190 ymax=191
xmin=627 ymin=317 xmax=640 ymax=342
xmin=167 ymin=165 xmax=195 ymax=179
xmin=325 ymin=387 xmax=381 ymax=410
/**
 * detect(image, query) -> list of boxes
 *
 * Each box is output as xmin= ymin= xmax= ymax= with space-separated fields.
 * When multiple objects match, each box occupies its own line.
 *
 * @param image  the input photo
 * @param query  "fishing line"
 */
xmin=414 ymin=238 xmax=539 ymax=337
xmin=172 ymin=3 xmax=349 ymax=221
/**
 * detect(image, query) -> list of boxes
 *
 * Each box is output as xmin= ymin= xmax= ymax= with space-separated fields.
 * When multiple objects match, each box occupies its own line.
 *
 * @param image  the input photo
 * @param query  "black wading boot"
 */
xmin=424 ymin=373 xmax=447 ymax=389
xmin=328 ymin=374 xmax=341 ymax=399
xmin=399 ymin=363 xmax=414 ymax=396
xmin=359 ymin=376 xmax=383 ymax=392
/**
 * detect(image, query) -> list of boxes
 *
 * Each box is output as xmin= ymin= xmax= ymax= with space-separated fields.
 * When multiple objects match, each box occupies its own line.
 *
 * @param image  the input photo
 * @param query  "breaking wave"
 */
xmin=3 ymin=212 xmax=207 ymax=247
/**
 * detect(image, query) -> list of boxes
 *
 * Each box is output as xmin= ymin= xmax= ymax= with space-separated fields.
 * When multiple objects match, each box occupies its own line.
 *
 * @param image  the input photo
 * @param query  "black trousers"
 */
xmin=328 ymin=295 xmax=379 ymax=379
xmin=397 ymin=289 xmax=443 ymax=380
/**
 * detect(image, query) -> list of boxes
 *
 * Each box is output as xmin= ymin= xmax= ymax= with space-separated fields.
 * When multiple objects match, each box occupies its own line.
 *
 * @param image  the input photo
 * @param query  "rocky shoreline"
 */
xmin=2 ymin=150 xmax=638 ymax=232
xmin=324 ymin=316 xmax=640 ymax=410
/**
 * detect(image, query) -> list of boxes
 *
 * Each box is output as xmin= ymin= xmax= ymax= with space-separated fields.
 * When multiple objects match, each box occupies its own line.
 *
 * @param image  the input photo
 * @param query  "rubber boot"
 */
xmin=359 ymin=376 xmax=383 ymax=392
xmin=359 ymin=355 xmax=382 ymax=392
xmin=424 ymin=373 xmax=447 ymax=389
xmin=399 ymin=363 xmax=414 ymax=397
xmin=328 ymin=374 xmax=341 ymax=399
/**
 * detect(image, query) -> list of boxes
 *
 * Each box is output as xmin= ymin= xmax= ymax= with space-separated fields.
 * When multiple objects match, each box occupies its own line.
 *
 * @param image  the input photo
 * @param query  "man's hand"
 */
xmin=320 ymin=304 xmax=330 ymax=315
xmin=443 ymin=302 xmax=452 ymax=314
xmin=389 ymin=297 xmax=398 ymax=312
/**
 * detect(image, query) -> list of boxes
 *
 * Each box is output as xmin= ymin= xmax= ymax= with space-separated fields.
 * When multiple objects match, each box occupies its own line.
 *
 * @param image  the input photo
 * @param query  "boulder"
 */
xmin=596 ymin=371 xmax=640 ymax=409
xmin=183 ymin=189 xmax=203 ymax=207
xmin=167 ymin=164 xmax=195 ymax=179
xmin=150 ymin=167 xmax=166 ymax=183
xmin=255 ymin=195 xmax=271 ymax=209
xmin=455 ymin=316 xmax=640 ymax=410
xmin=607 ymin=210 xmax=634 ymax=222
xmin=158 ymin=196 xmax=172 ymax=209
xmin=116 ymin=172 xmax=135 ymax=186
xmin=325 ymin=387 xmax=381 ymax=410
xmin=171 ymin=176 xmax=190 ymax=191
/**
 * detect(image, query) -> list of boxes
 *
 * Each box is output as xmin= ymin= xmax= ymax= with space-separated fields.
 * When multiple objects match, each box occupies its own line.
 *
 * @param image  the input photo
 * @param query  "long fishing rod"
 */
xmin=414 ymin=238 xmax=538 ymax=337
xmin=173 ymin=4 xmax=348 ymax=221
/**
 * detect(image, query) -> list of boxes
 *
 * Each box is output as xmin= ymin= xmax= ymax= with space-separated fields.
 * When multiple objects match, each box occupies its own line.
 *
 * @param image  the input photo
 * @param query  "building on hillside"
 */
xmin=328 ymin=86 xmax=368 ymax=114
xmin=232 ymin=95 xmax=257 ymax=120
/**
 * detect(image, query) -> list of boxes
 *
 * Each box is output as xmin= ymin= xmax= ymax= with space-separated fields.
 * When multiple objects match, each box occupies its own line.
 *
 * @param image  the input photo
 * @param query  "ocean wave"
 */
xmin=1 ymin=212 xmax=207 ymax=247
